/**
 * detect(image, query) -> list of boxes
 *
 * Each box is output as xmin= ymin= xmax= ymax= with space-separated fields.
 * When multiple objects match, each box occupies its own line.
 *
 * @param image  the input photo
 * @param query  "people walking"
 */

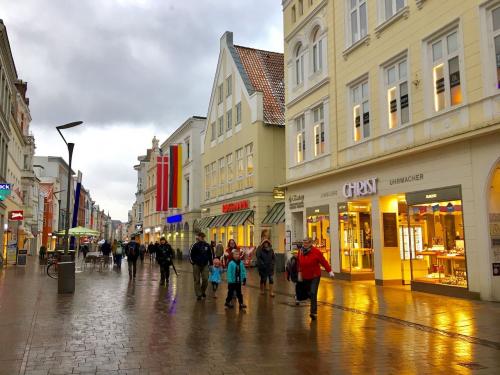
xmin=297 ymin=237 xmax=334 ymax=320
xmin=222 ymin=239 xmax=241 ymax=268
xmin=215 ymin=241 xmax=224 ymax=259
xmin=189 ymin=232 xmax=213 ymax=300
xmin=139 ymin=243 xmax=146 ymax=265
xmin=208 ymin=258 xmax=223 ymax=298
xmin=148 ymin=242 xmax=155 ymax=262
xmin=225 ymin=249 xmax=247 ymax=309
xmin=115 ymin=241 xmax=123 ymax=269
xmin=156 ymin=237 xmax=174 ymax=286
xmin=126 ymin=236 xmax=140 ymax=279
xmin=256 ymin=239 xmax=276 ymax=297
xmin=101 ymin=240 xmax=112 ymax=267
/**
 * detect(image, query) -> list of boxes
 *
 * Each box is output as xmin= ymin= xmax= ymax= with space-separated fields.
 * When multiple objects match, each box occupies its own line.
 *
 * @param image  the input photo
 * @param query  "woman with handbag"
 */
xmin=297 ymin=237 xmax=334 ymax=320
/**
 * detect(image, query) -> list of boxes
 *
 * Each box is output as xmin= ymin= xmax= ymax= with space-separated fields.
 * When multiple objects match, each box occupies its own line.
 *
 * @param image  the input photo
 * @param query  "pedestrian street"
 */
xmin=0 ymin=258 xmax=499 ymax=375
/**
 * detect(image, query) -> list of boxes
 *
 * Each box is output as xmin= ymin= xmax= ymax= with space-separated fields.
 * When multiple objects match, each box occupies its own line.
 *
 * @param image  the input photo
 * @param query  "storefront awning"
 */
xmin=210 ymin=213 xmax=233 ymax=227
xmin=262 ymin=202 xmax=285 ymax=225
xmin=227 ymin=210 xmax=254 ymax=226
xmin=197 ymin=216 xmax=215 ymax=229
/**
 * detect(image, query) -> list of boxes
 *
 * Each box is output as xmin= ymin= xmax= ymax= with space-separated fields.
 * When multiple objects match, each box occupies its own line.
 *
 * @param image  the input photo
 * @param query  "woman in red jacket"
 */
xmin=298 ymin=237 xmax=334 ymax=320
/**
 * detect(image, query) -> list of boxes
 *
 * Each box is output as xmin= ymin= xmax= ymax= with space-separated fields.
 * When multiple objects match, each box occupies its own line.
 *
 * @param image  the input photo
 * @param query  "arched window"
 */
xmin=295 ymin=43 xmax=305 ymax=85
xmin=312 ymin=27 xmax=323 ymax=73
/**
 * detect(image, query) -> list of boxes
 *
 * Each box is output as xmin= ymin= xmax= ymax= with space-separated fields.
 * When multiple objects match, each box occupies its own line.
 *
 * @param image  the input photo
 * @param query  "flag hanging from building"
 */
xmin=168 ymin=144 xmax=182 ymax=208
xmin=156 ymin=155 xmax=169 ymax=211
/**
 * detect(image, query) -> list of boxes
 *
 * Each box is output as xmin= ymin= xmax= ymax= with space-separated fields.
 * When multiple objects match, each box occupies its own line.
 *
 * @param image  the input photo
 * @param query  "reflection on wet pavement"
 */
xmin=0 ymin=259 xmax=499 ymax=375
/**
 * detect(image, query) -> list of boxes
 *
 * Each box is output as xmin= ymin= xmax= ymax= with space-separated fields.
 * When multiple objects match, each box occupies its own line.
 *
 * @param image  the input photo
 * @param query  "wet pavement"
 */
xmin=0 ymin=257 xmax=499 ymax=375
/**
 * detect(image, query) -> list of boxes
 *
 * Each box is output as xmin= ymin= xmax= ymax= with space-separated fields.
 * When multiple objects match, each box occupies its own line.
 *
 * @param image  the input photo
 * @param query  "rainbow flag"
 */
xmin=169 ymin=145 xmax=182 ymax=208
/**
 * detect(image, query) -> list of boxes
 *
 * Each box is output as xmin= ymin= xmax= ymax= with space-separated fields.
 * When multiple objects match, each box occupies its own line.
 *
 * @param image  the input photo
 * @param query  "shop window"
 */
xmin=338 ymin=201 xmax=374 ymax=274
xmin=312 ymin=104 xmax=325 ymax=156
xmin=226 ymin=75 xmax=232 ymax=97
xmin=491 ymin=6 xmax=500 ymax=89
xmin=351 ymin=80 xmax=370 ymax=142
xmin=312 ymin=27 xmax=323 ymax=73
xmin=245 ymin=143 xmax=254 ymax=188
xmin=306 ymin=206 xmax=331 ymax=263
xmin=385 ymin=58 xmax=409 ymax=129
xmin=236 ymin=148 xmax=244 ymax=190
xmin=226 ymin=109 xmax=232 ymax=131
xmin=219 ymin=157 xmax=226 ymax=195
xmin=226 ymin=153 xmax=234 ymax=192
xmin=381 ymin=0 xmax=406 ymax=22
xmin=295 ymin=43 xmax=305 ymax=86
xmin=430 ymin=29 xmax=463 ymax=112
xmin=406 ymin=192 xmax=467 ymax=288
xmin=296 ymin=115 xmax=306 ymax=163
xmin=348 ymin=0 xmax=368 ymax=46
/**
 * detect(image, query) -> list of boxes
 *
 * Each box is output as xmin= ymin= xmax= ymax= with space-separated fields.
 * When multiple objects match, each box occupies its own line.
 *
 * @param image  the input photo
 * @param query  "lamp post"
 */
xmin=56 ymin=121 xmax=83 ymax=294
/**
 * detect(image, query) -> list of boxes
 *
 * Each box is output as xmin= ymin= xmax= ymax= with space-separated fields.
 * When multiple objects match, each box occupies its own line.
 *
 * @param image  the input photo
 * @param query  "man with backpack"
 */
xmin=126 ymin=236 xmax=140 ymax=279
xmin=189 ymin=232 xmax=213 ymax=300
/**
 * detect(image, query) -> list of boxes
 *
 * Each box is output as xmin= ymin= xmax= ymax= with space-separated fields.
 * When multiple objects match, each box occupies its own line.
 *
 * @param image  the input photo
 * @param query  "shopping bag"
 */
xmin=295 ymin=280 xmax=311 ymax=301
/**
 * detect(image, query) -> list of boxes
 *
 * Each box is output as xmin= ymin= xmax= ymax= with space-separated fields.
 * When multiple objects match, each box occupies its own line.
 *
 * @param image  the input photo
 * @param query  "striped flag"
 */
xmin=156 ymin=155 xmax=169 ymax=211
xmin=168 ymin=145 xmax=182 ymax=208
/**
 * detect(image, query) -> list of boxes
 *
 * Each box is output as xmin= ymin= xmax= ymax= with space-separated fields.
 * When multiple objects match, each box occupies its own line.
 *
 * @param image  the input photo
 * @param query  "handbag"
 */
xmin=295 ymin=280 xmax=311 ymax=301
xmin=297 ymin=250 xmax=303 ymax=282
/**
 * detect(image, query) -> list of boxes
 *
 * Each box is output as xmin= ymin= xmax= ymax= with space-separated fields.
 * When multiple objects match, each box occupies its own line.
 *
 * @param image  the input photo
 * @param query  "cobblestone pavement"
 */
xmin=0 ymin=258 xmax=499 ymax=375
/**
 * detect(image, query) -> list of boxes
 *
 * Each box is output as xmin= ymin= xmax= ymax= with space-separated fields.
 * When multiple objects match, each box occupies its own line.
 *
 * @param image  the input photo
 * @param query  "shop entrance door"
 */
xmin=489 ymin=161 xmax=500 ymax=301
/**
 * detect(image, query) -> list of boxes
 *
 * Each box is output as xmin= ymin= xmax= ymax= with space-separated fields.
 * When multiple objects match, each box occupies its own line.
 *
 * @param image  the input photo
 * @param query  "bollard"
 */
xmin=58 ymin=261 xmax=75 ymax=294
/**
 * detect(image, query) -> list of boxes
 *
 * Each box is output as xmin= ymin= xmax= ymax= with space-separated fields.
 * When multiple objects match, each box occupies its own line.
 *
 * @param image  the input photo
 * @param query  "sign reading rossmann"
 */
xmin=9 ymin=210 xmax=24 ymax=221
xmin=222 ymin=200 xmax=249 ymax=213
xmin=342 ymin=178 xmax=377 ymax=199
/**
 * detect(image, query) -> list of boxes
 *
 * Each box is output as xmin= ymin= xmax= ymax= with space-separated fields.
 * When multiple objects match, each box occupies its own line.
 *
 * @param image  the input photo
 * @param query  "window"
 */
xmin=210 ymin=122 xmax=216 ymax=141
xmin=185 ymin=138 xmax=191 ymax=160
xmin=245 ymin=143 xmax=254 ymax=187
xmin=236 ymin=102 xmax=242 ymax=124
xmin=211 ymin=161 xmax=218 ymax=196
xmin=218 ymin=116 xmax=224 ymax=136
xmin=299 ymin=0 xmax=304 ymax=15
xmin=491 ymin=6 xmax=500 ymax=89
xmin=226 ymin=75 xmax=232 ymax=97
xmin=236 ymin=148 xmax=244 ymax=190
xmin=186 ymin=178 xmax=190 ymax=206
xmin=219 ymin=157 xmax=226 ymax=195
xmin=352 ymin=80 xmax=370 ymax=141
xmin=292 ymin=5 xmax=297 ymax=23
xmin=295 ymin=44 xmax=305 ymax=85
xmin=382 ymin=0 xmax=405 ymax=21
xmin=227 ymin=153 xmax=234 ymax=192
xmin=218 ymin=84 xmax=223 ymax=104
xmin=430 ymin=30 xmax=462 ymax=112
xmin=386 ymin=59 xmax=409 ymax=129
xmin=226 ymin=109 xmax=232 ymax=131
xmin=312 ymin=28 xmax=323 ymax=73
xmin=205 ymin=165 xmax=211 ymax=199
xmin=313 ymin=105 xmax=325 ymax=156
xmin=348 ymin=0 xmax=368 ymax=45
xmin=309 ymin=0 xmax=313 ymax=5
xmin=295 ymin=115 xmax=306 ymax=163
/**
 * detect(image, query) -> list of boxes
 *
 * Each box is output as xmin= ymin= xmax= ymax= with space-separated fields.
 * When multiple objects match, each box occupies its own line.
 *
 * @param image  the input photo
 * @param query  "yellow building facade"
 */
xmin=200 ymin=32 xmax=286 ymax=254
xmin=283 ymin=0 xmax=500 ymax=300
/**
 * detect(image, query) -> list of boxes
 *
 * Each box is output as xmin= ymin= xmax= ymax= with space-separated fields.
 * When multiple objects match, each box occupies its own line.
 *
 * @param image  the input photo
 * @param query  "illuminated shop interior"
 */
xmin=306 ymin=205 xmax=330 ymax=263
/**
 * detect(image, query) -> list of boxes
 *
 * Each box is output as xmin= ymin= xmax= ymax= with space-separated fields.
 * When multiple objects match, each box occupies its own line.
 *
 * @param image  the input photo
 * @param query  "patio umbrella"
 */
xmin=56 ymin=227 xmax=100 ymax=255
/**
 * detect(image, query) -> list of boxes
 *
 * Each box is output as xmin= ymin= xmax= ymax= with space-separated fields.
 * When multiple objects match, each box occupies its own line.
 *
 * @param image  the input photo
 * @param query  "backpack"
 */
xmin=286 ymin=256 xmax=299 ymax=283
xmin=128 ymin=243 xmax=137 ymax=257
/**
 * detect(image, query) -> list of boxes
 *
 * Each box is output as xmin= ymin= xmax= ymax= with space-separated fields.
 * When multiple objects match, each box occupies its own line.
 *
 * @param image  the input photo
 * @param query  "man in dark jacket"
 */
xmin=189 ymin=232 xmax=213 ymax=300
xmin=126 ymin=236 xmax=140 ymax=279
xmin=156 ymin=237 xmax=174 ymax=286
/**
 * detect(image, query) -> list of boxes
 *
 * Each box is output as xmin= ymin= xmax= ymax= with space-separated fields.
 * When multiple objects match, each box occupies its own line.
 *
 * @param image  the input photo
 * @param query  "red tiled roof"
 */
xmin=234 ymin=45 xmax=284 ymax=126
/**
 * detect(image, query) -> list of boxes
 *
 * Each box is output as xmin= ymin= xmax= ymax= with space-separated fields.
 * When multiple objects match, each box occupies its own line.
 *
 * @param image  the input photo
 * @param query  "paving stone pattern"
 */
xmin=0 ymin=258 xmax=499 ymax=375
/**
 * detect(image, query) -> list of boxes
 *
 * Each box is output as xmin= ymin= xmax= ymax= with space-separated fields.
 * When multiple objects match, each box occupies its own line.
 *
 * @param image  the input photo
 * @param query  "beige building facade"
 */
xmin=200 ymin=32 xmax=286 ymax=254
xmin=283 ymin=0 xmax=500 ymax=300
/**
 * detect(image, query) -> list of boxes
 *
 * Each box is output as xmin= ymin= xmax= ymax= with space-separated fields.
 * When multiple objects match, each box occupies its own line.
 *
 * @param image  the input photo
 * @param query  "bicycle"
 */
xmin=47 ymin=257 xmax=59 ymax=279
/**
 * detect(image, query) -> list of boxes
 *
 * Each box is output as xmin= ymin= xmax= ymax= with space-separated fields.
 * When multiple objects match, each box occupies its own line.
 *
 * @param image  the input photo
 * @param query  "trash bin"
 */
xmin=58 ymin=261 xmax=75 ymax=294
xmin=275 ymin=253 xmax=286 ymax=273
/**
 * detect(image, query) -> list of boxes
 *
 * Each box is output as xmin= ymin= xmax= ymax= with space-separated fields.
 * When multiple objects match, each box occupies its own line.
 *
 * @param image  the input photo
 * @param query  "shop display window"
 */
xmin=306 ymin=211 xmax=331 ymax=263
xmin=338 ymin=201 xmax=374 ymax=273
xmin=407 ymin=199 xmax=467 ymax=288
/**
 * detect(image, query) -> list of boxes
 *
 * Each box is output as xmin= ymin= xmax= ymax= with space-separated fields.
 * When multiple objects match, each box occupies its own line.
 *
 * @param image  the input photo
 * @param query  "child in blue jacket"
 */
xmin=225 ymin=249 xmax=247 ymax=309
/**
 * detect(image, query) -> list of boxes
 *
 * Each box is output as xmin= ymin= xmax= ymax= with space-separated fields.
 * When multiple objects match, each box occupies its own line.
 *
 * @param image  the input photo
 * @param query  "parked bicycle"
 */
xmin=47 ymin=257 xmax=58 ymax=279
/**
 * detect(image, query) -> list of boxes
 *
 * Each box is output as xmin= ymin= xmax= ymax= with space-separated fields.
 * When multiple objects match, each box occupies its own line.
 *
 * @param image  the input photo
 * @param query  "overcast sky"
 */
xmin=1 ymin=0 xmax=283 ymax=221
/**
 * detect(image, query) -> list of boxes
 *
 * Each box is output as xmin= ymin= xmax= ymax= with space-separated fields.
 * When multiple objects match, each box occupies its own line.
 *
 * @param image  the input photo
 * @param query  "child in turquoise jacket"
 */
xmin=225 ymin=249 xmax=247 ymax=309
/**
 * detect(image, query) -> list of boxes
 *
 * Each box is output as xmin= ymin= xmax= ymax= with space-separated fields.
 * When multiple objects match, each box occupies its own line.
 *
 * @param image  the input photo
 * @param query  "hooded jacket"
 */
xmin=256 ymin=240 xmax=275 ymax=276
xmin=226 ymin=259 xmax=247 ymax=284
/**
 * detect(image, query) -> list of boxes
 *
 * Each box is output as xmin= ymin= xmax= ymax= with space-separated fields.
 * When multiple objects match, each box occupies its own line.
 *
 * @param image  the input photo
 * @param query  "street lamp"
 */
xmin=56 ymin=121 xmax=83 ymax=294
xmin=56 ymin=121 xmax=83 ymax=256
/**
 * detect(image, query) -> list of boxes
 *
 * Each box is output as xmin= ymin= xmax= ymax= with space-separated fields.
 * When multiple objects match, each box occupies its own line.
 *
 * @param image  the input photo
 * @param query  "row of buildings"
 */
xmin=0 ymin=20 xmax=116 ymax=264
xmin=128 ymin=0 xmax=500 ymax=302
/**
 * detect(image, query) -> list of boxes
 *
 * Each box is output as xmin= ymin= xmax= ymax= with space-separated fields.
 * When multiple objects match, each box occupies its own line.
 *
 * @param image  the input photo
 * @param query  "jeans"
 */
xmin=128 ymin=258 xmax=137 ymax=277
xmin=226 ymin=283 xmax=243 ymax=305
xmin=308 ymin=277 xmax=321 ymax=314
xmin=115 ymin=254 xmax=122 ymax=269
xmin=160 ymin=263 xmax=170 ymax=283
xmin=192 ymin=264 xmax=209 ymax=297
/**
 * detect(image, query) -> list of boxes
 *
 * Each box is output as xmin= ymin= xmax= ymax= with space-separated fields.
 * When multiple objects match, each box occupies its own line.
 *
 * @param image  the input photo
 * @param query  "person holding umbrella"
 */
xmin=156 ymin=237 xmax=174 ymax=286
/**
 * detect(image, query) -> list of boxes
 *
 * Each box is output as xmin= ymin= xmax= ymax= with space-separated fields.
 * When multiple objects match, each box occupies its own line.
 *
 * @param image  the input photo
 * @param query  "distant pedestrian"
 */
xmin=156 ymin=237 xmax=174 ymax=286
xmin=139 ymin=243 xmax=146 ymax=265
xmin=148 ymin=242 xmax=155 ymax=261
xmin=114 ymin=241 xmax=123 ymax=269
xmin=297 ymin=237 xmax=334 ymax=320
xmin=126 ymin=236 xmax=140 ymax=279
xmin=222 ymin=239 xmax=242 ymax=268
xmin=101 ymin=240 xmax=112 ymax=266
xmin=210 ymin=241 xmax=216 ymax=259
xmin=208 ymin=258 xmax=224 ymax=298
xmin=256 ymin=239 xmax=276 ymax=297
xmin=189 ymin=232 xmax=213 ymax=300
xmin=82 ymin=244 xmax=89 ymax=258
xmin=153 ymin=242 xmax=160 ymax=263
xmin=225 ymin=249 xmax=247 ymax=309
xmin=215 ymin=241 xmax=224 ymax=259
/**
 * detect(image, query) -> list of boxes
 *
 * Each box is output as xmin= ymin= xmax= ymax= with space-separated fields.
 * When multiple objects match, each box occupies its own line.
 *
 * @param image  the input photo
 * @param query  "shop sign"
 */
xmin=406 ymin=186 xmax=461 ymax=206
xmin=167 ymin=214 xmax=183 ymax=224
xmin=9 ymin=210 xmax=24 ymax=221
xmin=320 ymin=190 xmax=337 ymax=198
xmin=342 ymin=178 xmax=377 ymax=199
xmin=222 ymin=200 xmax=249 ymax=213
xmin=389 ymin=173 xmax=424 ymax=186
xmin=135 ymin=224 xmax=143 ymax=231
xmin=288 ymin=194 xmax=304 ymax=209
xmin=273 ymin=187 xmax=285 ymax=200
